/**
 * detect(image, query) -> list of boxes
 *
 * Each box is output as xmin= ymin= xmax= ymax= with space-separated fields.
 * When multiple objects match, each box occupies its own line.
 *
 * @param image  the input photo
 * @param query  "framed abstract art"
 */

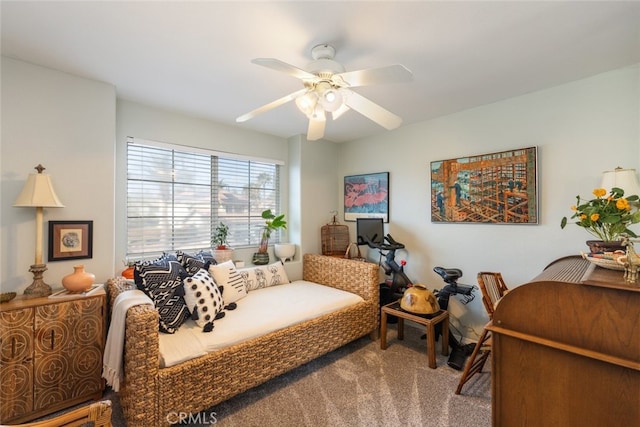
xmin=344 ymin=172 xmax=389 ymax=222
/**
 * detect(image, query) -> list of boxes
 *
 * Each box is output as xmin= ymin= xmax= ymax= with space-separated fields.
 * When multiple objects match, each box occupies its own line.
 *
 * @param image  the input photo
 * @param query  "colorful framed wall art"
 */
xmin=344 ymin=172 xmax=389 ymax=222
xmin=430 ymin=147 xmax=538 ymax=224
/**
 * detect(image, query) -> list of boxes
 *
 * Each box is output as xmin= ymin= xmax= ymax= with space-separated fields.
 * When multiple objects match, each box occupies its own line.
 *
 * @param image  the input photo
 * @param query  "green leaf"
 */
xmin=560 ymin=217 xmax=567 ymax=229
xmin=261 ymin=209 xmax=275 ymax=220
xmin=600 ymin=215 xmax=621 ymax=224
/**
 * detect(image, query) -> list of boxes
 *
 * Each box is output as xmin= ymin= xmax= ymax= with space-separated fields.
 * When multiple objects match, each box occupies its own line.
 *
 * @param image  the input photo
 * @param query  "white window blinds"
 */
xmin=126 ymin=138 xmax=281 ymax=258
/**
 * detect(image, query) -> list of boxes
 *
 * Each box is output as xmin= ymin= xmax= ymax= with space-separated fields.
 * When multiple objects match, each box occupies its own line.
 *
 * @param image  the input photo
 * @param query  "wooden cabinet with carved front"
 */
xmin=0 ymin=289 xmax=105 ymax=424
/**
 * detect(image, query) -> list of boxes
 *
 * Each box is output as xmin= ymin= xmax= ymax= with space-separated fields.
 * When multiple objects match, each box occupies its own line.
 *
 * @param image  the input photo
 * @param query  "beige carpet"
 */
xmin=105 ymin=324 xmax=491 ymax=426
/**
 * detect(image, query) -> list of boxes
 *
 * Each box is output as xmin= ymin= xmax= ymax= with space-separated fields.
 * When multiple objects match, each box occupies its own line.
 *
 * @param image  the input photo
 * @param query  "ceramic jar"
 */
xmin=62 ymin=265 xmax=95 ymax=292
xmin=252 ymin=252 xmax=270 ymax=265
xmin=400 ymin=284 xmax=440 ymax=315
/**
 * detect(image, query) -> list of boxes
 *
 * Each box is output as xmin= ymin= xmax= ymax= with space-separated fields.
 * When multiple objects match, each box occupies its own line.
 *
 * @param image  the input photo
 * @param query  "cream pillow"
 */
xmin=238 ymin=261 xmax=290 ymax=291
xmin=208 ymin=260 xmax=247 ymax=304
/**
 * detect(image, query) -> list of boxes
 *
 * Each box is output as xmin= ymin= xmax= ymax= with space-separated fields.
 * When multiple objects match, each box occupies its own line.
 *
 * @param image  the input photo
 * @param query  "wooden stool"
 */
xmin=380 ymin=301 xmax=449 ymax=368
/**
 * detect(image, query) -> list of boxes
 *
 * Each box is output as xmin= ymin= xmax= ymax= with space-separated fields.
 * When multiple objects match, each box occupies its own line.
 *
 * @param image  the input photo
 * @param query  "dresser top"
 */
xmin=0 ymin=287 xmax=105 ymax=311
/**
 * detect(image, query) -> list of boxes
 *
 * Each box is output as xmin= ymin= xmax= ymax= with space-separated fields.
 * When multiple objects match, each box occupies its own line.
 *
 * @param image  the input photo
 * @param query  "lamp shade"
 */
xmin=13 ymin=165 xmax=65 ymax=208
xmin=295 ymin=91 xmax=318 ymax=118
xmin=600 ymin=167 xmax=640 ymax=197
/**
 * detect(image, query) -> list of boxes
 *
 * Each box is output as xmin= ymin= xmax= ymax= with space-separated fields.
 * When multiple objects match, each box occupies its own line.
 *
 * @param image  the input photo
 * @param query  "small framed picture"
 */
xmin=48 ymin=220 xmax=93 ymax=261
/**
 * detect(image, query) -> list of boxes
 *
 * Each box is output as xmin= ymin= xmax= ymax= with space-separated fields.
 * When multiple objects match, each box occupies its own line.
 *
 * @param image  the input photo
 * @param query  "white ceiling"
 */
xmin=2 ymin=1 xmax=639 ymax=143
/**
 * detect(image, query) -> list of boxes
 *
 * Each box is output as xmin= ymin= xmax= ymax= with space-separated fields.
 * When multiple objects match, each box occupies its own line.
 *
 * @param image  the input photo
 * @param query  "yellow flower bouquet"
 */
xmin=561 ymin=187 xmax=640 ymax=241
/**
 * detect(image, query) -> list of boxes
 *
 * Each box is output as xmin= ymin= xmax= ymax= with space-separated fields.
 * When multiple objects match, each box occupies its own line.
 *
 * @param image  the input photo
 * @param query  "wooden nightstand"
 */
xmin=380 ymin=301 xmax=449 ymax=369
xmin=0 ymin=287 xmax=106 ymax=424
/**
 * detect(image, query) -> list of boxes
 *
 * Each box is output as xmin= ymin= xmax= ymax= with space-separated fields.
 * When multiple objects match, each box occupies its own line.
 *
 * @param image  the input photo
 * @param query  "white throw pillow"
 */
xmin=238 ymin=261 xmax=290 ymax=291
xmin=183 ymin=269 xmax=224 ymax=331
xmin=208 ymin=260 xmax=247 ymax=304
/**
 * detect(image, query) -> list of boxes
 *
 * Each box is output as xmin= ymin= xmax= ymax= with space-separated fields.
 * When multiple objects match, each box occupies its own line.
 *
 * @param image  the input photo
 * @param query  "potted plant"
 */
xmin=560 ymin=187 xmax=640 ymax=253
xmin=253 ymin=209 xmax=287 ymax=265
xmin=212 ymin=222 xmax=234 ymax=263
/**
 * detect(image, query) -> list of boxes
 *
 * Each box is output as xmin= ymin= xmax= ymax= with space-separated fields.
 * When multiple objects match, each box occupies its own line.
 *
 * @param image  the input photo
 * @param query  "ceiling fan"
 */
xmin=236 ymin=44 xmax=413 ymax=141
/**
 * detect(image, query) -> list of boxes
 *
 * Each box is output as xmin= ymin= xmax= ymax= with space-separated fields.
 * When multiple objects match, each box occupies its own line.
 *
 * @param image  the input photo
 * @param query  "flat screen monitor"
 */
xmin=356 ymin=218 xmax=384 ymax=246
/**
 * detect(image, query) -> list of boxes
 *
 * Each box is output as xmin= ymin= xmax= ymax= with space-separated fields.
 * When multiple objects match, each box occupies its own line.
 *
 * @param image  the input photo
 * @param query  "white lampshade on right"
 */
xmin=600 ymin=167 xmax=640 ymax=197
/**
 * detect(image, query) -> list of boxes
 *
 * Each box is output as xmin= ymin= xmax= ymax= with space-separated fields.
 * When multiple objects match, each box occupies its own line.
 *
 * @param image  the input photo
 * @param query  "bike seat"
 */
xmin=433 ymin=266 xmax=463 ymax=283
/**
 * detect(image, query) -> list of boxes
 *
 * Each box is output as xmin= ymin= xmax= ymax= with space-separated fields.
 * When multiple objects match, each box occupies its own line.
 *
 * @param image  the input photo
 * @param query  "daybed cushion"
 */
xmin=158 ymin=280 xmax=364 ymax=368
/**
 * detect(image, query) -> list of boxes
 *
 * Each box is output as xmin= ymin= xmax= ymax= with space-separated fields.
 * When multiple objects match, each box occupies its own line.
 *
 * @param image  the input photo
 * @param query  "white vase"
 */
xmin=274 ymin=243 xmax=296 ymax=263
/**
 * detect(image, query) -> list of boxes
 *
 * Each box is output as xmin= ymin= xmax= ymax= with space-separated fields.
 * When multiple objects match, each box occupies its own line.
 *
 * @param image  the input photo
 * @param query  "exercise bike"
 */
xmin=361 ymin=233 xmax=412 ymax=294
xmin=432 ymin=267 xmax=477 ymax=370
xmin=363 ymin=234 xmax=477 ymax=370
xmin=361 ymin=234 xmax=412 ymax=323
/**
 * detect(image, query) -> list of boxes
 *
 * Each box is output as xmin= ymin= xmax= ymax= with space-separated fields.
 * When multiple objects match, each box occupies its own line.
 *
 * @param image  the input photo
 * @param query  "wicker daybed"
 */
xmin=106 ymin=253 xmax=379 ymax=427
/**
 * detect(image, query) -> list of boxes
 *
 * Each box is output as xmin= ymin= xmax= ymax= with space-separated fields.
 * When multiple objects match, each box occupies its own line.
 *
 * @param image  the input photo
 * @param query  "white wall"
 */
xmin=339 ymin=65 xmax=640 ymax=334
xmin=1 ymin=57 xmax=116 ymax=292
xmin=284 ymin=134 xmax=341 ymax=278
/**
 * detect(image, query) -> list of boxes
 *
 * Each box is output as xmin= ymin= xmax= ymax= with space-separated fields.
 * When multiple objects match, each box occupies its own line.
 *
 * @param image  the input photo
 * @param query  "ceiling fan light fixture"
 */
xmin=295 ymin=91 xmax=318 ymax=118
xmin=319 ymin=88 xmax=343 ymax=112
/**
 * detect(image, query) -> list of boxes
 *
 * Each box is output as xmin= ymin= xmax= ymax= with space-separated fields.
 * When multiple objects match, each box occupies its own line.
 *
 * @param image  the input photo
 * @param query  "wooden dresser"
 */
xmin=488 ymin=256 xmax=639 ymax=426
xmin=0 ymin=288 xmax=106 ymax=424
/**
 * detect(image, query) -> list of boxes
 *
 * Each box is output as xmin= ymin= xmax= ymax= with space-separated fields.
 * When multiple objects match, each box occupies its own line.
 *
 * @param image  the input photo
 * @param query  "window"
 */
xmin=126 ymin=137 xmax=281 ymax=258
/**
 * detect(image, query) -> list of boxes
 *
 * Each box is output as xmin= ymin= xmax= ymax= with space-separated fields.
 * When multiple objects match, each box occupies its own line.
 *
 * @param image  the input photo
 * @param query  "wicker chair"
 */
xmin=455 ymin=272 xmax=509 ymax=394
xmin=4 ymin=400 xmax=112 ymax=427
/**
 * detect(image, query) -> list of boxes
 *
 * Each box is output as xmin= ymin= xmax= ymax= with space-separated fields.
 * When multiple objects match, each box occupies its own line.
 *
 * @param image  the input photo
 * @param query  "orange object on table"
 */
xmin=121 ymin=266 xmax=134 ymax=279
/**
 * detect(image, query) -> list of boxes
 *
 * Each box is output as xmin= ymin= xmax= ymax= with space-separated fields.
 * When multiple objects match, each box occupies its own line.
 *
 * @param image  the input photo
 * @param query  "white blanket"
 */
xmin=102 ymin=289 xmax=153 ymax=391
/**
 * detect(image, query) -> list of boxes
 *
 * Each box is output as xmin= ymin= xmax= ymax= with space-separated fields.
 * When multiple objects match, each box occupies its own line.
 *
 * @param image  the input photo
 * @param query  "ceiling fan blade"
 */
xmin=343 ymin=90 xmax=402 ymax=130
xmin=236 ymin=88 xmax=308 ymax=122
xmin=252 ymin=58 xmax=318 ymax=81
xmin=334 ymin=64 xmax=413 ymax=87
xmin=331 ymin=102 xmax=350 ymax=120
xmin=307 ymin=110 xmax=326 ymax=141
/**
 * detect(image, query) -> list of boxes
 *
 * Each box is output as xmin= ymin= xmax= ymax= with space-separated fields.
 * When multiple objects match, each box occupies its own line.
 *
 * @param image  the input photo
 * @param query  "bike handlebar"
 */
xmin=363 ymin=233 xmax=405 ymax=251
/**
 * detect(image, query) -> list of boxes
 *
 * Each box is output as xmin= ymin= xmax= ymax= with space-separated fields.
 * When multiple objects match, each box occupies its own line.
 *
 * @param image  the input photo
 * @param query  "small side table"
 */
xmin=380 ymin=301 xmax=449 ymax=369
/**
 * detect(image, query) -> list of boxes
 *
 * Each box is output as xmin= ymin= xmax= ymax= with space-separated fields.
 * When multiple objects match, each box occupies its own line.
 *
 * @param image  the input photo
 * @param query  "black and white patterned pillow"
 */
xmin=177 ymin=250 xmax=217 ymax=275
xmin=197 ymin=250 xmax=217 ymax=266
xmin=238 ymin=261 xmax=290 ymax=291
xmin=208 ymin=260 xmax=247 ymax=304
xmin=137 ymin=260 xmax=190 ymax=334
xmin=176 ymin=251 xmax=205 ymax=275
xmin=183 ymin=269 xmax=224 ymax=332
xmin=133 ymin=252 xmax=178 ymax=285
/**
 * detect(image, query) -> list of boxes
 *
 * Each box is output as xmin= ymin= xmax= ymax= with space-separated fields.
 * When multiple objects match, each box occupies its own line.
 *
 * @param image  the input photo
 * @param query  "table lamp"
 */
xmin=13 ymin=164 xmax=65 ymax=297
xmin=600 ymin=167 xmax=640 ymax=197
